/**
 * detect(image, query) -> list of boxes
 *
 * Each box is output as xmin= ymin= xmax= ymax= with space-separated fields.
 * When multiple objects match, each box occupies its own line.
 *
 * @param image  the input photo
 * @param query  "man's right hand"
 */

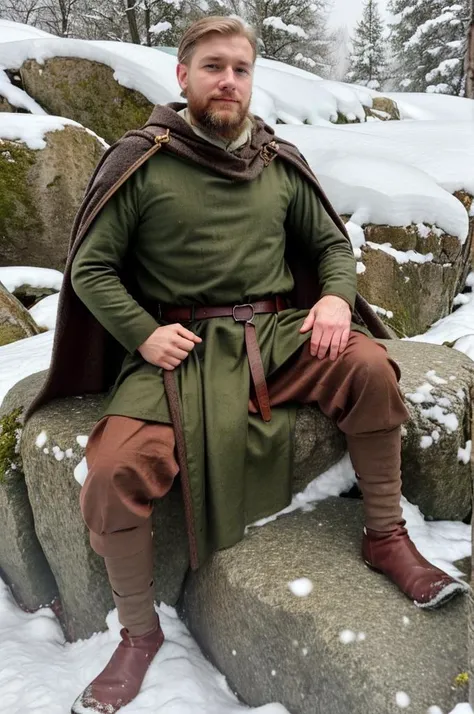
xmin=137 ymin=324 xmax=202 ymax=370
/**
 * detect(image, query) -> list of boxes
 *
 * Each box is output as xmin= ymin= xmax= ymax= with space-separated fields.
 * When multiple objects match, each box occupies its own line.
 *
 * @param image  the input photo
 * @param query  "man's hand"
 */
xmin=138 ymin=324 xmax=202 ymax=370
xmin=299 ymin=295 xmax=351 ymax=361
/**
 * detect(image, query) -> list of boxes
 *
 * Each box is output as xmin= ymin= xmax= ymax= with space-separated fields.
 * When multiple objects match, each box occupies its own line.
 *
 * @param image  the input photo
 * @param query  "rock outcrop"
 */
xmin=182 ymin=498 xmax=469 ymax=714
xmin=20 ymin=58 xmax=154 ymax=145
xmin=357 ymin=218 xmax=472 ymax=337
xmin=0 ymin=123 xmax=105 ymax=271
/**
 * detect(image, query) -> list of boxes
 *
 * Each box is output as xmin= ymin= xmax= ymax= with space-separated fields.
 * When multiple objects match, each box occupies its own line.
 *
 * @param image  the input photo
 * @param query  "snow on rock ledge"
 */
xmin=0 ymin=33 xmax=400 ymax=131
xmin=0 ymin=116 xmax=105 ymax=271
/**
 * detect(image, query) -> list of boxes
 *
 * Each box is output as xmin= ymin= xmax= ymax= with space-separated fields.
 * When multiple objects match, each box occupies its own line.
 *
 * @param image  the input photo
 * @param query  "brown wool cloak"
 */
xmin=25 ymin=103 xmax=391 ymax=566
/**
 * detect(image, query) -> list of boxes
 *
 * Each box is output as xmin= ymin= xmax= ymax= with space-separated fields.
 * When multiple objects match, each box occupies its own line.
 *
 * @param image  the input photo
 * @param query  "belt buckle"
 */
xmin=232 ymin=303 xmax=254 ymax=324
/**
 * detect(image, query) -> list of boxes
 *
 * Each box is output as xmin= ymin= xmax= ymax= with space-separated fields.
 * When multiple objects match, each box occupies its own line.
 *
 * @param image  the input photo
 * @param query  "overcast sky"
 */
xmin=328 ymin=0 xmax=391 ymax=31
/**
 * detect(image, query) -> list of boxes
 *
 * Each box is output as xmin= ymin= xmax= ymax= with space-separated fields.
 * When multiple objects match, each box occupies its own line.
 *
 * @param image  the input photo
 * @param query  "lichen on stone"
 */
xmin=0 ymin=407 xmax=23 ymax=483
xmin=453 ymin=671 xmax=469 ymax=687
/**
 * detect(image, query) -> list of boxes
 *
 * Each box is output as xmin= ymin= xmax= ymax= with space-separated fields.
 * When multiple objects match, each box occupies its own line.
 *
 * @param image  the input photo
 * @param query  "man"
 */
xmin=27 ymin=17 xmax=467 ymax=714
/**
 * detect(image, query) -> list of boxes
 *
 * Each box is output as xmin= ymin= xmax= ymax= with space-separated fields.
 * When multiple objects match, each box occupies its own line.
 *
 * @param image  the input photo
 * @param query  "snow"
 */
xmin=339 ymin=630 xmax=357 ymax=644
xmin=0 ymin=590 xmax=290 ymax=714
xmin=366 ymin=242 xmax=434 ymax=264
xmin=0 ymin=70 xmax=47 ymax=114
xmin=74 ymin=457 xmax=88 ymax=486
xmin=409 ymin=273 xmax=474 ymax=361
xmin=276 ymin=122 xmax=471 ymax=241
xmin=262 ymin=17 xmax=307 ymax=39
xmin=395 ymin=691 xmax=411 ymax=709
xmin=29 ymin=293 xmax=59 ymax=331
xmin=458 ymin=441 xmax=472 ymax=465
xmin=76 ymin=435 xmax=89 ymax=448
xmin=0 ymin=330 xmax=53 ymax=407
xmin=0 ymin=19 xmax=56 ymax=41
xmin=149 ymin=22 xmax=173 ymax=36
xmin=35 ymin=431 xmax=48 ymax=448
xmin=0 ymin=113 xmax=106 ymax=150
xmin=288 ymin=578 xmax=313 ymax=597
xmin=0 ymin=267 xmax=62 ymax=293
xmin=382 ymin=93 xmax=474 ymax=122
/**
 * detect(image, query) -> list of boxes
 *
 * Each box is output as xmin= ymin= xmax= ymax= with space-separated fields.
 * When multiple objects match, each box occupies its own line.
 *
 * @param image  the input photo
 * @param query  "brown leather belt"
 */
xmin=158 ymin=296 xmax=288 ymax=423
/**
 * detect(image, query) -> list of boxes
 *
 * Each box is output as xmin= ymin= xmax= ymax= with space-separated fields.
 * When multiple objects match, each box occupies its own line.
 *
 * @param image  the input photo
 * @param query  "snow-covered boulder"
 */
xmin=365 ymin=95 xmax=401 ymax=121
xmin=279 ymin=121 xmax=473 ymax=337
xmin=357 ymin=219 xmax=471 ymax=336
xmin=20 ymin=57 xmax=154 ymax=145
xmin=181 ymin=497 xmax=468 ymax=714
xmin=0 ymin=266 xmax=62 ymax=309
xmin=0 ymin=281 xmax=40 ymax=346
xmin=0 ymin=116 xmax=105 ymax=271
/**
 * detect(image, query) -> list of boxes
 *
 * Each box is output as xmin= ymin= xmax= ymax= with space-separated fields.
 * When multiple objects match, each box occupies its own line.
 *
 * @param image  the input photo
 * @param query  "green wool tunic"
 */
xmin=71 ymin=150 xmax=357 ymax=563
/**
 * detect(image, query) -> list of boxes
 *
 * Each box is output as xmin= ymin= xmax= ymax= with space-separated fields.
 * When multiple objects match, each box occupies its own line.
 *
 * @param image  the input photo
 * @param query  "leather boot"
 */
xmin=71 ymin=616 xmax=164 ymax=713
xmin=363 ymin=521 xmax=469 ymax=609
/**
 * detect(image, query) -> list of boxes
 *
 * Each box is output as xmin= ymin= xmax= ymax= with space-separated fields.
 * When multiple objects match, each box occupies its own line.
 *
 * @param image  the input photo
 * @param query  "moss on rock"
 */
xmin=0 ymin=140 xmax=42 ymax=248
xmin=20 ymin=57 xmax=154 ymax=145
xmin=0 ymin=125 xmax=105 ymax=271
xmin=0 ymin=408 xmax=23 ymax=483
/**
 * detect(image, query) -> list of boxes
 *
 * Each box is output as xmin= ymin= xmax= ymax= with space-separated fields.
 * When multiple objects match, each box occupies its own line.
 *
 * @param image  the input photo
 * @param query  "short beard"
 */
xmin=186 ymin=88 xmax=251 ymax=142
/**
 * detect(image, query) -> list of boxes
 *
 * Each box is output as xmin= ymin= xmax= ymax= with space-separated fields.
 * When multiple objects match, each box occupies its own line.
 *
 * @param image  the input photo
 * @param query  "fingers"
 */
xmin=160 ymin=356 xmax=182 ymax=370
xmin=174 ymin=336 xmax=196 ymax=353
xmin=176 ymin=324 xmax=202 ymax=343
xmin=339 ymin=327 xmax=350 ymax=355
xmin=299 ymin=310 xmax=315 ymax=334
xmin=328 ymin=329 xmax=342 ymax=361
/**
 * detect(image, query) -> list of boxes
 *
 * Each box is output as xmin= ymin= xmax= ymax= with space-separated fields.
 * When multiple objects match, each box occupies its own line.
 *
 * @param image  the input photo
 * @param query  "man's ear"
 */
xmin=176 ymin=63 xmax=188 ymax=95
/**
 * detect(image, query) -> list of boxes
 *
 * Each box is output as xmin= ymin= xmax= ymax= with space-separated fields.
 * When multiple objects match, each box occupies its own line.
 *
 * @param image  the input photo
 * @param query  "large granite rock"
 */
xmin=20 ymin=58 xmax=154 ymax=145
xmin=0 ymin=372 xmax=57 ymax=611
xmin=5 ymin=338 xmax=473 ymax=640
xmin=0 ymin=280 xmax=40 ymax=345
xmin=387 ymin=339 xmax=474 ymax=521
xmin=181 ymin=498 xmax=468 ymax=714
xmin=0 ymin=123 xmax=105 ymax=271
xmin=358 ymin=218 xmax=471 ymax=337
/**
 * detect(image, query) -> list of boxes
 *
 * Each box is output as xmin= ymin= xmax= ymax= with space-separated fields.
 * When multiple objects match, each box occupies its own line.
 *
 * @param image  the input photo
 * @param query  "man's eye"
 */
xmin=236 ymin=68 xmax=249 ymax=75
xmin=206 ymin=64 xmax=218 ymax=69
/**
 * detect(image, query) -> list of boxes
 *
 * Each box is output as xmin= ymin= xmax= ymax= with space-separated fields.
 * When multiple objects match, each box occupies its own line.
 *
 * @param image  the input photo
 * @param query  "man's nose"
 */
xmin=218 ymin=66 xmax=236 ymax=89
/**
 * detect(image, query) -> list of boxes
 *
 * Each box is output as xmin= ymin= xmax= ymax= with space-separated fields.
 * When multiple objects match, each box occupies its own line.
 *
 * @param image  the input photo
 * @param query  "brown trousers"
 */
xmin=81 ymin=332 xmax=409 ymax=559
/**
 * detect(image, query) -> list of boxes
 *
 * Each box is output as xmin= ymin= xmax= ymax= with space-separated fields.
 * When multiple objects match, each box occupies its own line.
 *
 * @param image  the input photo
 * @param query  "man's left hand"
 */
xmin=299 ymin=295 xmax=351 ymax=361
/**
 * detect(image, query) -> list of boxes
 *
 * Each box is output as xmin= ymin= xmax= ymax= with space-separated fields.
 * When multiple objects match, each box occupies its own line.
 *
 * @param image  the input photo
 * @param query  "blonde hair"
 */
xmin=178 ymin=17 xmax=257 ymax=66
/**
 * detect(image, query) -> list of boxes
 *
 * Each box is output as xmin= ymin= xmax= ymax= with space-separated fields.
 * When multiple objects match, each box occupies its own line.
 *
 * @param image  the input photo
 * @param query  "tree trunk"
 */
xmin=466 ymin=0 xmax=474 ymax=98
xmin=126 ymin=0 xmax=141 ymax=44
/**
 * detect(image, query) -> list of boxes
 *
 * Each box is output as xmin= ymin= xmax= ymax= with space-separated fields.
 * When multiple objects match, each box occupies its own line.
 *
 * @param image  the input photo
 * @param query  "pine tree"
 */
xmin=346 ymin=0 xmax=387 ymax=89
xmin=197 ymin=0 xmax=334 ymax=76
xmin=388 ymin=0 xmax=470 ymax=95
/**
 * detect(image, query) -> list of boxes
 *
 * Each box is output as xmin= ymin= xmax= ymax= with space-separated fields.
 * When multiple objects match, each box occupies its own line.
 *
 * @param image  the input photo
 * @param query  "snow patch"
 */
xmin=35 ymin=431 xmax=47 ymax=448
xmin=288 ymin=578 xmax=313 ymax=597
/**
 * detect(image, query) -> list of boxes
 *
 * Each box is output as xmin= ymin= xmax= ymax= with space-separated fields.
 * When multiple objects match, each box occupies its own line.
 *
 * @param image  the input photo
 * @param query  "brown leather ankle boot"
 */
xmin=71 ymin=615 xmax=164 ymax=713
xmin=363 ymin=521 xmax=469 ymax=609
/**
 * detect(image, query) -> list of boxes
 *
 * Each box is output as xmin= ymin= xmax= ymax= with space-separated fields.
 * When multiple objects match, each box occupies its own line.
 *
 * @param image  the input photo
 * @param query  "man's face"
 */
xmin=176 ymin=33 xmax=254 ymax=141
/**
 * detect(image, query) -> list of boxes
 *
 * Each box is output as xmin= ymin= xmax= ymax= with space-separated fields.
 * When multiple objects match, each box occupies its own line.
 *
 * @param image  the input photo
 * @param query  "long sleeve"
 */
xmin=71 ymin=177 xmax=160 ymax=354
xmin=285 ymin=167 xmax=357 ymax=311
